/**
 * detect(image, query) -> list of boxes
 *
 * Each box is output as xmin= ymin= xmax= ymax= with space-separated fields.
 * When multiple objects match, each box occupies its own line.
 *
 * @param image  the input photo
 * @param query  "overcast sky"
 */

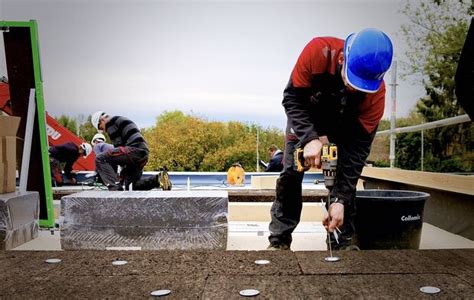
xmin=0 ymin=0 xmax=425 ymax=129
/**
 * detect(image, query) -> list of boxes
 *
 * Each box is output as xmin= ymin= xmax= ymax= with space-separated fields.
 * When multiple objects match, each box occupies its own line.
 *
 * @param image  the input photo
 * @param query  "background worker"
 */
xmin=268 ymin=28 xmax=393 ymax=250
xmin=264 ymin=144 xmax=284 ymax=172
xmin=91 ymin=132 xmax=113 ymax=156
xmin=91 ymin=111 xmax=171 ymax=191
xmin=90 ymin=132 xmax=114 ymax=184
xmin=49 ymin=142 xmax=92 ymax=186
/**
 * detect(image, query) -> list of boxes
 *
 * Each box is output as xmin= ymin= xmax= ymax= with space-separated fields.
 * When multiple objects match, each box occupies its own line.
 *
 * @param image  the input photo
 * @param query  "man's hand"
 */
xmin=303 ymin=139 xmax=323 ymax=168
xmin=66 ymin=178 xmax=77 ymax=184
xmin=319 ymin=135 xmax=329 ymax=145
xmin=322 ymin=202 xmax=344 ymax=232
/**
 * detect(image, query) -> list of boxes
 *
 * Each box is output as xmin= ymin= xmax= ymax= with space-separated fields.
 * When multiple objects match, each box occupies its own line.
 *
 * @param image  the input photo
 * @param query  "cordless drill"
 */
xmin=320 ymin=143 xmax=337 ymax=191
xmin=294 ymin=143 xmax=338 ymax=189
xmin=295 ymin=143 xmax=340 ymax=252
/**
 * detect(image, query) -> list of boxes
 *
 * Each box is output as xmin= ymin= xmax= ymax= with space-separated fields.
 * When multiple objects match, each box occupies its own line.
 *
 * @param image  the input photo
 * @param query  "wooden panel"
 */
xmin=362 ymin=167 xmax=473 ymax=195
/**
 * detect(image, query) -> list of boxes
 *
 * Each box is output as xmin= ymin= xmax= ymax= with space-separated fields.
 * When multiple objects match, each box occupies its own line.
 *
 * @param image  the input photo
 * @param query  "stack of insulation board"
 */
xmin=61 ymin=191 xmax=228 ymax=250
xmin=0 ymin=191 xmax=39 ymax=250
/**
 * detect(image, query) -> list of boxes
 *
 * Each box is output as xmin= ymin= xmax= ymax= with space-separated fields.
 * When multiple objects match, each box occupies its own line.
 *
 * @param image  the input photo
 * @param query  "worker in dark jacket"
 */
xmin=455 ymin=18 xmax=473 ymax=119
xmin=91 ymin=111 xmax=171 ymax=191
xmin=268 ymin=28 xmax=393 ymax=250
xmin=265 ymin=145 xmax=284 ymax=172
xmin=49 ymin=142 xmax=92 ymax=186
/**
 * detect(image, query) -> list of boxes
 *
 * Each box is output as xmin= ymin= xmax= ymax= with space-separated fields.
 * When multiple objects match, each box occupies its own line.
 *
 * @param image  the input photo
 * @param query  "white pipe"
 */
xmin=421 ymin=129 xmax=424 ymax=171
xmin=19 ymin=89 xmax=36 ymax=193
xmin=256 ymin=127 xmax=260 ymax=172
xmin=389 ymin=61 xmax=397 ymax=168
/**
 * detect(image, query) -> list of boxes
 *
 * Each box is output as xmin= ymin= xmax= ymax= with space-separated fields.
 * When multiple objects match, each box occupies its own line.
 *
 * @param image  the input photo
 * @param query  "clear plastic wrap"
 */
xmin=0 ymin=191 xmax=39 ymax=250
xmin=61 ymin=191 xmax=228 ymax=250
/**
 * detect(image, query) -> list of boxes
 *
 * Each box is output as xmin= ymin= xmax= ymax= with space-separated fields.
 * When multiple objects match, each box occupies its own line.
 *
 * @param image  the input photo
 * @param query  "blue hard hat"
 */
xmin=344 ymin=28 xmax=393 ymax=93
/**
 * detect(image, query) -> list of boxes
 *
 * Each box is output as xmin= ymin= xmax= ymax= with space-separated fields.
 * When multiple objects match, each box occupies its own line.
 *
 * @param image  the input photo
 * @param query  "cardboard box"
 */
xmin=0 ymin=116 xmax=21 ymax=193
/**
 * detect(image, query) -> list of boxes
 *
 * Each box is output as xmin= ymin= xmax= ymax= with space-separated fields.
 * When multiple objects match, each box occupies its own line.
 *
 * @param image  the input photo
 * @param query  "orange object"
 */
xmin=227 ymin=163 xmax=245 ymax=185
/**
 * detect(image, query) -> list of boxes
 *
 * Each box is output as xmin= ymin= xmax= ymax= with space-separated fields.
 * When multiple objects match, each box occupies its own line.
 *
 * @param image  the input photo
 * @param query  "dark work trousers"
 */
xmin=50 ymin=158 xmax=63 ymax=187
xmin=268 ymin=126 xmax=356 ymax=249
xmin=95 ymin=146 xmax=153 ymax=190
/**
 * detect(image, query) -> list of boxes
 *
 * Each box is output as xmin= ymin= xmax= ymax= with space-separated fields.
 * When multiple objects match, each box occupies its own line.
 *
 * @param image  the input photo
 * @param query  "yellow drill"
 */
xmin=295 ymin=143 xmax=340 ymax=253
xmin=321 ymin=143 xmax=337 ymax=191
xmin=294 ymin=143 xmax=337 ymax=190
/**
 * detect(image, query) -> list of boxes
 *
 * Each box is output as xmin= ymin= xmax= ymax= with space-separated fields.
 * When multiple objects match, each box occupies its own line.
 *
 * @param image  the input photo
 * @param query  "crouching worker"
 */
xmin=49 ymin=142 xmax=92 ymax=186
xmin=91 ymin=133 xmax=113 ymax=155
xmin=90 ymin=133 xmax=114 ymax=184
xmin=91 ymin=111 xmax=172 ymax=191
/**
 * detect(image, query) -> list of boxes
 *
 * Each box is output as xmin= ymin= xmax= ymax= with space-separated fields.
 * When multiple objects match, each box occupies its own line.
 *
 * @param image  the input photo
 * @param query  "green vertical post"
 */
xmin=0 ymin=20 xmax=54 ymax=227
xmin=29 ymin=20 xmax=54 ymax=228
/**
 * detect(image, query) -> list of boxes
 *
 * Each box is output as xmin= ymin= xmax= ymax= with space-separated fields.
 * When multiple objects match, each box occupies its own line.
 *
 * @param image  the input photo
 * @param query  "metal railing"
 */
xmin=375 ymin=114 xmax=472 ymax=171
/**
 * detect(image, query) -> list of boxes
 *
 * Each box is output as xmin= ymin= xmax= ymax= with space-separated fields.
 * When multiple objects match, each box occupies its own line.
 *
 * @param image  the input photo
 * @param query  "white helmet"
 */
xmin=91 ymin=133 xmax=106 ymax=146
xmin=91 ymin=111 xmax=107 ymax=131
xmin=80 ymin=143 xmax=92 ymax=157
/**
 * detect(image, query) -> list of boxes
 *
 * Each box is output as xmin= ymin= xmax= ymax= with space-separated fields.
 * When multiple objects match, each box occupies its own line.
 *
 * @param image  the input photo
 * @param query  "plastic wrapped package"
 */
xmin=0 ymin=191 xmax=39 ymax=250
xmin=61 ymin=191 xmax=228 ymax=250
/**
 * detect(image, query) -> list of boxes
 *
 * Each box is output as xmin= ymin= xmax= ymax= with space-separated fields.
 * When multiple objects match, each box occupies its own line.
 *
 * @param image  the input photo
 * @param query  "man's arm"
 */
xmin=283 ymin=38 xmax=329 ymax=147
xmin=282 ymin=82 xmax=319 ymax=147
xmin=265 ymin=156 xmax=280 ymax=172
xmin=330 ymin=124 xmax=376 ymax=205
xmin=331 ymin=86 xmax=385 ymax=206
xmin=48 ymin=145 xmax=61 ymax=159
xmin=323 ymin=123 xmax=377 ymax=231
xmin=63 ymin=160 xmax=74 ymax=180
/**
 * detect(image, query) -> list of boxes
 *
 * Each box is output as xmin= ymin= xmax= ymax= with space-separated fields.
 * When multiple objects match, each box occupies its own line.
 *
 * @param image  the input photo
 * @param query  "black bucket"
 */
xmin=354 ymin=190 xmax=430 ymax=250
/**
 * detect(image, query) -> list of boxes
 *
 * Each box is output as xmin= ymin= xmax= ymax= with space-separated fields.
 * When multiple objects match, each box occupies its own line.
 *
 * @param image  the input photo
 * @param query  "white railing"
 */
xmin=376 ymin=114 xmax=471 ymax=136
xmin=375 ymin=114 xmax=471 ymax=171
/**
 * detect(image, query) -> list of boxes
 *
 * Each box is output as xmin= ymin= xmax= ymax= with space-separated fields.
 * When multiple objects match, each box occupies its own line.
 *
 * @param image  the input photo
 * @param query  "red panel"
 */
xmin=45 ymin=113 xmax=95 ymax=171
xmin=1 ymin=82 xmax=94 ymax=171
xmin=0 ymin=82 xmax=12 ymax=115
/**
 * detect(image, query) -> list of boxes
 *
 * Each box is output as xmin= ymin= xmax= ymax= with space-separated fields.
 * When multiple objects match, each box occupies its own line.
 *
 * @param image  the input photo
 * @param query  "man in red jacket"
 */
xmin=268 ymin=28 xmax=393 ymax=250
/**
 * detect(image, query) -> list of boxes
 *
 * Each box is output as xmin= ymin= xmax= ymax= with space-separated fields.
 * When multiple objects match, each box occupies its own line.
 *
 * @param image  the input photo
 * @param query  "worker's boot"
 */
xmin=266 ymin=241 xmax=291 ymax=251
xmin=157 ymin=168 xmax=172 ymax=191
xmin=107 ymin=183 xmax=123 ymax=191
xmin=327 ymin=234 xmax=360 ymax=251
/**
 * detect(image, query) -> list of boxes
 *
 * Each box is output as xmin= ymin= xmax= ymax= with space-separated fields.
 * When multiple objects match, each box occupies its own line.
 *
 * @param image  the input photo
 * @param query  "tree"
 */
xmin=400 ymin=0 xmax=473 ymax=172
xmin=78 ymin=115 xmax=98 ymax=144
xmin=143 ymin=110 xmax=285 ymax=171
xmin=56 ymin=114 xmax=78 ymax=135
